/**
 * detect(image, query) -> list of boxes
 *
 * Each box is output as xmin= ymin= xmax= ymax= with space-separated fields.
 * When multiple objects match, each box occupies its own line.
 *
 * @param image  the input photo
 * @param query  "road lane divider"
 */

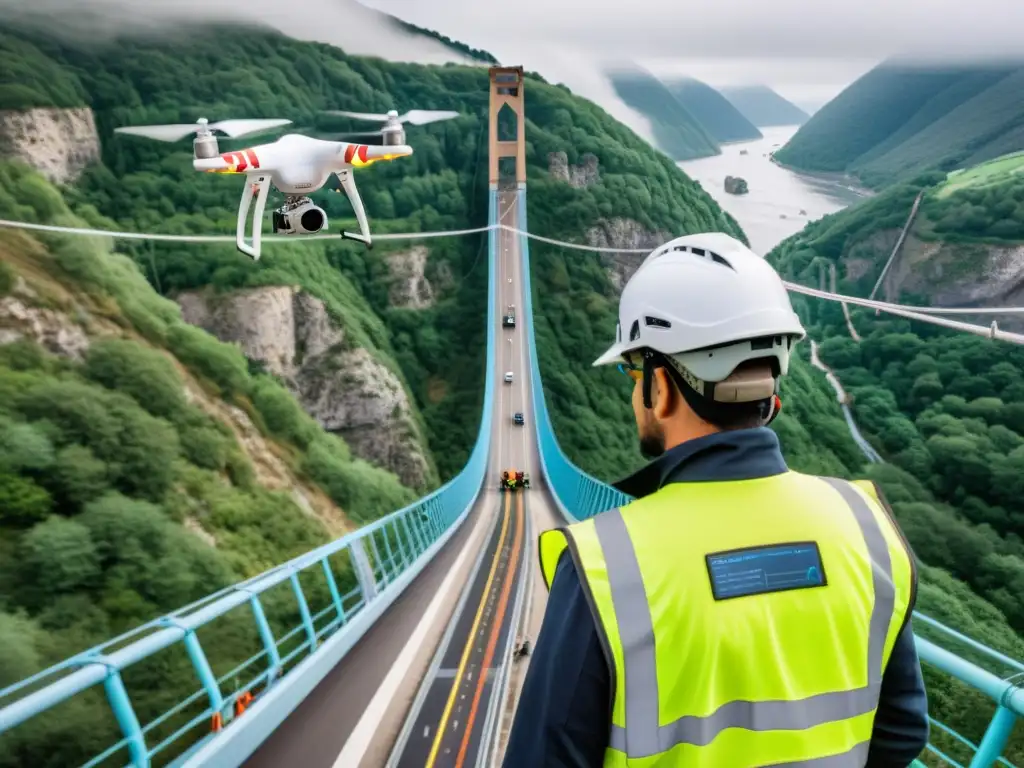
xmin=424 ymin=492 xmax=514 ymax=767
xmin=455 ymin=491 xmax=525 ymax=766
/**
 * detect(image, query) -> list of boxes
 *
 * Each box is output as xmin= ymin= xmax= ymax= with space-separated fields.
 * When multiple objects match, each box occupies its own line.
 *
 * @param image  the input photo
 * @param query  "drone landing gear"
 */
xmin=333 ymin=170 xmax=374 ymax=250
xmin=236 ymin=174 xmax=272 ymax=261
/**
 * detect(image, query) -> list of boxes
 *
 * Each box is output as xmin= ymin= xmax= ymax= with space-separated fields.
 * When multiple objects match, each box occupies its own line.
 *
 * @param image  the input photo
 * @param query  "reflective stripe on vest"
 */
xmin=538 ymin=473 xmax=912 ymax=766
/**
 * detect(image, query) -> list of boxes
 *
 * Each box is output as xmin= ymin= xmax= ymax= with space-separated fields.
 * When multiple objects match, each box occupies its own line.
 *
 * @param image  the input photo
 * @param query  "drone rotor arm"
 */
xmin=362 ymin=144 xmax=414 ymax=162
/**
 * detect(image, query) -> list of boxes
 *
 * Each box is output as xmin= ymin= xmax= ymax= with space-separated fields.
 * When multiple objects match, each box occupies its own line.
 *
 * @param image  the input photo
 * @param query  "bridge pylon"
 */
xmin=488 ymin=65 xmax=526 ymax=187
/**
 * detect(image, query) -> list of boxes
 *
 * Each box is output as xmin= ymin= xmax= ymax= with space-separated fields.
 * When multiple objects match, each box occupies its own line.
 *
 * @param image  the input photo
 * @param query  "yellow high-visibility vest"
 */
xmin=539 ymin=472 xmax=916 ymax=767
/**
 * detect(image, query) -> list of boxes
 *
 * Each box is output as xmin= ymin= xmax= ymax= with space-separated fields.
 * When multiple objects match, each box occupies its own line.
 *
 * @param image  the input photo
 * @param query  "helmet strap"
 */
xmin=642 ymin=353 xmax=656 ymax=410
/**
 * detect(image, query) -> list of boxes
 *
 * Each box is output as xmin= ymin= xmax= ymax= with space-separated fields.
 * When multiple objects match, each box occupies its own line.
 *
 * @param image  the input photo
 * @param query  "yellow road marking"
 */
xmin=424 ymin=492 xmax=513 ymax=766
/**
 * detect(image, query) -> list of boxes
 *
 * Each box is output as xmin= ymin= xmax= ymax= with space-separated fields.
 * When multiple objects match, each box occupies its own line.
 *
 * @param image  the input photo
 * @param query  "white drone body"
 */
xmin=114 ymin=109 xmax=459 ymax=261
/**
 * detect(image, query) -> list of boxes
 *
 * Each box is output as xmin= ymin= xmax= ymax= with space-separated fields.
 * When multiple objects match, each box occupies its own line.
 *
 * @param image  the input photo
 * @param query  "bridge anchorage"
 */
xmin=0 ymin=63 xmax=1021 ymax=768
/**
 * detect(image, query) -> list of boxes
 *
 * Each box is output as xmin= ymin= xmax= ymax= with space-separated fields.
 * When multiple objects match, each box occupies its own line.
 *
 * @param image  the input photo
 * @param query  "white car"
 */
xmin=504 ymin=371 xmax=514 ymax=383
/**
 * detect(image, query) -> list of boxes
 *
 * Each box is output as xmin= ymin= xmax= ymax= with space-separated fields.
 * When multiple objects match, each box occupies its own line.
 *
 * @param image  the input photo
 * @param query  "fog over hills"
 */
xmin=0 ymin=0 xmax=482 ymax=65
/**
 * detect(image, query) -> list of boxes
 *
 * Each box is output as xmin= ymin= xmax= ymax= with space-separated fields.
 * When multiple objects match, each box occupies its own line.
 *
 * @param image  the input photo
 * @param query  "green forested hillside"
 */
xmin=766 ymin=171 xmax=1024 ymax=644
xmin=530 ymin=170 xmax=1024 ymax=766
xmin=605 ymin=69 xmax=721 ymax=161
xmin=775 ymin=61 xmax=1024 ymax=188
xmin=663 ymin=77 xmax=762 ymax=143
xmin=0 ymin=160 xmax=422 ymax=766
xmin=719 ymin=84 xmax=810 ymax=127
xmin=392 ymin=19 xmax=498 ymax=64
xmin=2 ymin=16 xmax=1022 ymax=767
xmin=0 ymin=19 xmax=753 ymax=765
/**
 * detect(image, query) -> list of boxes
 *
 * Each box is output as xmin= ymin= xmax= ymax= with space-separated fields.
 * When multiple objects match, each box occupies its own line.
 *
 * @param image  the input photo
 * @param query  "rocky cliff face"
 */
xmin=386 ymin=245 xmax=435 ymax=309
xmin=586 ymin=218 xmax=671 ymax=290
xmin=177 ymin=286 xmax=433 ymax=487
xmin=0 ymin=255 xmax=349 ymax=536
xmin=836 ymin=223 xmax=1024 ymax=331
xmin=0 ymin=277 xmax=91 ymax=359
xmin=890 ymin=233 xmax=1024 ymax=331
xmin=0 ymin=108 xmax=100 ymax=184
xmin=548 ymin=151 xmax=600 ymax=188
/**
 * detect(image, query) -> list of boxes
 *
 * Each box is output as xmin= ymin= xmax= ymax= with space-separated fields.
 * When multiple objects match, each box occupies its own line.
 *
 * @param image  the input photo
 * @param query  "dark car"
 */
xmin=513 ymin=412 xmax=525 ymax=425
xmin=503 ymin=304 xmax=516 ymax=328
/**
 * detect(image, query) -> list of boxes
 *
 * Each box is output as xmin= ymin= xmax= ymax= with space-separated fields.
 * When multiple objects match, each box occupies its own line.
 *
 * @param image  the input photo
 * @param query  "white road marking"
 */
xmin=331 ymin=507 xmax=491 ymax=768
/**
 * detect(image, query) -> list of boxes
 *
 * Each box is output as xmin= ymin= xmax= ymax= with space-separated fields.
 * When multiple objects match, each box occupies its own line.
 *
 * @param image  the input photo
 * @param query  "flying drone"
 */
xmin=114 ymin=108 xmax=460 ymax=260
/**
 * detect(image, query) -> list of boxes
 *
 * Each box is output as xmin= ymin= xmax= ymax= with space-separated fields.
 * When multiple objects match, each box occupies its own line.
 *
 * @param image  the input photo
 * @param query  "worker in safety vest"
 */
xmin=503 ymin=234 xmax=928 ymax=767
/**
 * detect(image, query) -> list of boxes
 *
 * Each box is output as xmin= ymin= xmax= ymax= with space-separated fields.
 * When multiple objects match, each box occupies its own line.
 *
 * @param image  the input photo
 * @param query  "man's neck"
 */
xmin=662 ymin=419 xmax=721 ymax=452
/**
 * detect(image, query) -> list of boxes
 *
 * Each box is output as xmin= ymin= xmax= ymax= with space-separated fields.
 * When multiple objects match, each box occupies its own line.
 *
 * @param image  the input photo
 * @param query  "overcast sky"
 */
xmin=6 ymin=0 xmax=1023 ymax=130
xmin=363 ymin=0 xmax=1024 ymax=110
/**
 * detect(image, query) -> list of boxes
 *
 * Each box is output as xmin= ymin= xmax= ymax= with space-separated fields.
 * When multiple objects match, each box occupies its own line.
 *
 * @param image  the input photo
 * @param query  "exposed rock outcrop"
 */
xmin=548 ymin=151 xmax=600 ymax=188
xmin=888 ymin=234 xmax=1024 ymax=331
xmin=297 ymin=346 xmax=428 ymax=488
xmin=386 ymin=245 xmax=435 ymax=309
xmin=586 ymin=217 xmax=671 ymax=290
xmin=724 ymin=175 xmax=749 ymax=195
xmin=0 ymin=277 xmax=91 ymax=359
xmin=0 ymin=108 xmax=100 ymax=184
xmin=177 ymin=286 xmax=431 ymax=486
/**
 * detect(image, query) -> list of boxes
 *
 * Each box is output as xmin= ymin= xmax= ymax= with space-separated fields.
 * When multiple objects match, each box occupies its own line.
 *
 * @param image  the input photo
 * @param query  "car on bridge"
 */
xmin=513 ymin=412 xmax=524 ymax=425
xmin=500 ymin=469 xmax=530 ymax=491
xmin=504 ymin=371 xmax=514 ymax=383
xmin=503 ymin=304 xmax=516 ymax=327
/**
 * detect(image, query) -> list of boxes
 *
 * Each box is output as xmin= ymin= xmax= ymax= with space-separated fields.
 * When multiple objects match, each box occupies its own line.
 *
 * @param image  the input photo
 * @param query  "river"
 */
xmin=679 ymin=126 xmax=869 ymax=256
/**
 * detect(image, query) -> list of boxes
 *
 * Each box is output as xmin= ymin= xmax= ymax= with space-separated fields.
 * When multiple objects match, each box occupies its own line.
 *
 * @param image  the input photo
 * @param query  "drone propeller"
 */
xmin=323 ymin=109 xmax=460 ymax=126
xmin=323 ymin=129 xmax=389 ymax=140
xmin=114 ymin=118 xmax=293 ymax=142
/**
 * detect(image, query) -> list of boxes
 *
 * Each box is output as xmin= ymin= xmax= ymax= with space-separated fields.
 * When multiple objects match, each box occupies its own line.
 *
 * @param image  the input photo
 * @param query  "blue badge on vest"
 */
xmin=705 ymin=542 xmax=827 ymax=601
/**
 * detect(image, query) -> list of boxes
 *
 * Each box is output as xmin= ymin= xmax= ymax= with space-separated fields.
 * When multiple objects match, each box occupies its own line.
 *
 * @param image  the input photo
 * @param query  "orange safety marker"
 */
xmin=234 ymin=691 xmax=254 ymax=717
xmin=212 ymin=712 xmax=223 ymax=732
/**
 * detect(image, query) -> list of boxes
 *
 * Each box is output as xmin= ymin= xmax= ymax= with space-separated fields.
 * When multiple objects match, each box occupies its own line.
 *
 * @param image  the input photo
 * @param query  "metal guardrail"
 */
xmin=514 ymin=186 xmax=1023 ymax=768
xmin=0 ymin=185 xmax=1021 ymax=768
xmin=0 ymin=192 xmax=500 ymax=767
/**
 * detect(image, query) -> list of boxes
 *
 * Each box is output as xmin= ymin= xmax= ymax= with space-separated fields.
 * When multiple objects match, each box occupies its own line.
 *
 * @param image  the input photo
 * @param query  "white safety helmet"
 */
xmin=593 ymin=233 xmax=805 ymax=397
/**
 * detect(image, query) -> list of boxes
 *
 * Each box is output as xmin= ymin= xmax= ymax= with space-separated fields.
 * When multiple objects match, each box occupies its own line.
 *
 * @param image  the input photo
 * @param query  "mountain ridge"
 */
xmin=718 ymin=84 xmax=809 ymax=127
xmin=662 ymin=76 xmax=762 ymax=143
xmin=775 ymin=60 xmax=1024 ymax=188
xmin=605 ymin=67 xmax=721 ymax=161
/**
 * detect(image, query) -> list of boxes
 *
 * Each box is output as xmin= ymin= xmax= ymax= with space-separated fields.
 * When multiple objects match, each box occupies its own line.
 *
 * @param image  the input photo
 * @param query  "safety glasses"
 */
xmin=617 ymin=357 xmax=642 ymax=382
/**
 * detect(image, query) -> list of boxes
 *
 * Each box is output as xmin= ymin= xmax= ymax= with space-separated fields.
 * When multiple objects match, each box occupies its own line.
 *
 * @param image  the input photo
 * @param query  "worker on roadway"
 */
xmin=503 ymin=234 xmax=928 ymax=767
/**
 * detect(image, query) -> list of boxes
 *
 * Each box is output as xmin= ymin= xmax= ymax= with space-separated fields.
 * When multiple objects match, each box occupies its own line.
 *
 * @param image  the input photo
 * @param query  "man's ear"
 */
xmin=651 ymin=367 xmax=675 ymax=420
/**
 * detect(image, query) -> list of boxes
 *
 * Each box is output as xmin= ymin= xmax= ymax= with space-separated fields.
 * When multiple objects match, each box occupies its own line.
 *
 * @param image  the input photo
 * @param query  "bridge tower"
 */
xmin=488 ymin=65 xmax=526 ymax=188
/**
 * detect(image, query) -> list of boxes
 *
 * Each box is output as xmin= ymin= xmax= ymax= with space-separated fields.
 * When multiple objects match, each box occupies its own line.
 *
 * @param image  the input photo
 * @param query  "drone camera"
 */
xmin=273 ymin=199 xmax=328 ymax=236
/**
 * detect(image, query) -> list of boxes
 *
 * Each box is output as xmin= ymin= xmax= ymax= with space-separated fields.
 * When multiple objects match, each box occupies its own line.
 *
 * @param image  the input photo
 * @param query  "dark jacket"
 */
xmin=503 ymin=427 xmax=929 ymax=768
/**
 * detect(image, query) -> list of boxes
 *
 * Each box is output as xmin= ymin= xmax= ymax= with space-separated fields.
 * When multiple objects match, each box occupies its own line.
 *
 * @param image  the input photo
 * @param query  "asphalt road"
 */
xmin=392 ymin=490 xmax=525 ymax=767
xmin=243 ymin=192 xmax=524 ymax=768
xmin=389 ymin=190 xmax=533 ymax=768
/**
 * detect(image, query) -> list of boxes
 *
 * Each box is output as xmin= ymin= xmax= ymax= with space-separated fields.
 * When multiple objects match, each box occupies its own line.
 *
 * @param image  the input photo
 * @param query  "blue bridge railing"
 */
xmin=0 ymin=192 xmax=500 ymax=767
xmin=1 ymin=185 xmax=1021 ymax=768
xmin=515 ymin=186 xmax=1023 ymax=768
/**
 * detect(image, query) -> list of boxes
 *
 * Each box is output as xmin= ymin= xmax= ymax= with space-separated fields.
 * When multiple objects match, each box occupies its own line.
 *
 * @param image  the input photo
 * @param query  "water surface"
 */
xmin=679 ymin=126 xmax=869 ymax=255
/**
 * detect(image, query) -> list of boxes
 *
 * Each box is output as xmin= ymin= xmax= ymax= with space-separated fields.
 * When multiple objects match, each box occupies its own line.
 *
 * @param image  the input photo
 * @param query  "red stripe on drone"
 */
xmin=245 ymin=149 xmax=260 ymax=169
xmin=343 ymin=144 xmax=356 ymax=163
xmin=357 ymin=145 xmax=369 ymax=162
xmin=220 ymin=151 xmax=249 ymax=172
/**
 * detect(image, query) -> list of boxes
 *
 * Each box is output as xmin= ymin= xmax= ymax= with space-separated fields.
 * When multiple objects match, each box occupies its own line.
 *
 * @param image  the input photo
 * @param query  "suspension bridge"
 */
xmin=0 ymin=65 xmax=1022 ymax=768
